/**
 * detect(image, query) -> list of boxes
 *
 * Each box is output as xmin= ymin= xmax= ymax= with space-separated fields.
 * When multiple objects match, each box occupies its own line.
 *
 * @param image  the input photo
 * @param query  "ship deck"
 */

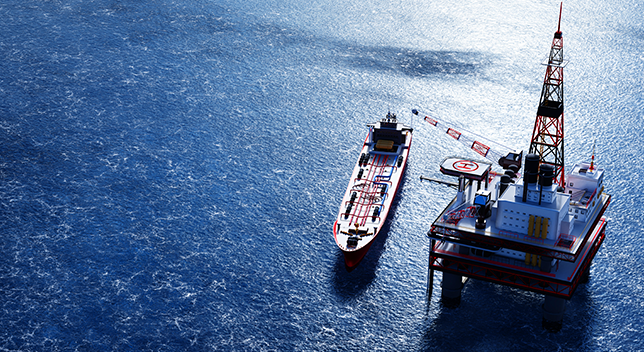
xmin=334 ymin=126 xmax=412 ymax=253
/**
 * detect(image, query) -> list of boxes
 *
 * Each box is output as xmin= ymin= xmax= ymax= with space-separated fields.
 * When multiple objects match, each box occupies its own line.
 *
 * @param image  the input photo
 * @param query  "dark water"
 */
xmin=1 ymin=0 xmax=643 ymax=350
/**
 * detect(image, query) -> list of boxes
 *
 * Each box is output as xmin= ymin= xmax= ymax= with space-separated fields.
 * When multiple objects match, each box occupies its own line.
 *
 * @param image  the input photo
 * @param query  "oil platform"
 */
xmin=422 ymin=4 xmax=611 ymax=330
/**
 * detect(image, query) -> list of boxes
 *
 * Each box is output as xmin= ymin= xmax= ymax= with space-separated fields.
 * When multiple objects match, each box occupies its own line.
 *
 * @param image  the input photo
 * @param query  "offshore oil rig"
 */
xmin=421 ymin=4 xmax=611 ymax=331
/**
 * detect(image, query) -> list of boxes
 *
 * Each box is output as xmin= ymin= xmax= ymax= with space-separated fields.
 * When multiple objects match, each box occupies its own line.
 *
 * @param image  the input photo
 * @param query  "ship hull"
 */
xmin=334 ymin=116 xmax=412 ymax=270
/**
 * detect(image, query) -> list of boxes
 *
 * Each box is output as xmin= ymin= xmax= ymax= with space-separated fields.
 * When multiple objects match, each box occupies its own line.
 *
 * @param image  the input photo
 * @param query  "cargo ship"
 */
xmin=333 ymin=112 xmax=413 ymax=270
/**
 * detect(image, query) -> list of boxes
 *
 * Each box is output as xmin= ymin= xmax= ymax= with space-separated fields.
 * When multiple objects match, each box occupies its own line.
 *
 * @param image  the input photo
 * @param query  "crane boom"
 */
xmin=414 ymin=109 xmax=523 ymax=171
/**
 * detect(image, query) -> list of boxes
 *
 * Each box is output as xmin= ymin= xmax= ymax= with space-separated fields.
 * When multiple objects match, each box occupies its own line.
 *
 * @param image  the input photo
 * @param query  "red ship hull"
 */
xmin=333 ymin=114 xmax=412 ymax=270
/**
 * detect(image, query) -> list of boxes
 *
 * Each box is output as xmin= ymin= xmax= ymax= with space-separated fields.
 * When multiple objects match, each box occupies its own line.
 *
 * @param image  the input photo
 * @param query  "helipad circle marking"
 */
xmin=453 ymin=160 xmax=479 ymax=172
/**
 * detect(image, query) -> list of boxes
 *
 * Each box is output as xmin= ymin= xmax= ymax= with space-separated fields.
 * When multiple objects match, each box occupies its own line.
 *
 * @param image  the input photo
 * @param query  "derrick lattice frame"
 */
xmin=529 ymin=31 xmax=566 ymax=186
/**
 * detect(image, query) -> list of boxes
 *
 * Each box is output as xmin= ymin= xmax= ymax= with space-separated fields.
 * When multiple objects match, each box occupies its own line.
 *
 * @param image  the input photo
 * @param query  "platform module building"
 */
xmin=428 ymin=155 xmax=610 ymax=330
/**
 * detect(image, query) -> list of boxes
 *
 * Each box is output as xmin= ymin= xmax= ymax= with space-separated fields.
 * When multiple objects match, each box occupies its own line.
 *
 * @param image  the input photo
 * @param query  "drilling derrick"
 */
xmin=529 ymin=3 xmax=566 ymax=186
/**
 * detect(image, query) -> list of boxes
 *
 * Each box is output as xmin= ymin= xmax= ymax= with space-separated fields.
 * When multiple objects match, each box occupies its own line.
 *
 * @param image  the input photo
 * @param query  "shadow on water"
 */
xmin=330 ymin=229 xmax=389 ymax=299
xmin=420 ymin=276 xmax=595 ymax=351
xmin=205 ymin=5 xmax=487 ymax=80
xmin=341 ymin=46 xmax=484 ymax=78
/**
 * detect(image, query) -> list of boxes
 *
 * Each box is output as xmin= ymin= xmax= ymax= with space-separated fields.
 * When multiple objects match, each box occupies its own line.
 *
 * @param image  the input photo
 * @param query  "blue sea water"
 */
xmin=1 ymin=0 xmax=643 ymax=350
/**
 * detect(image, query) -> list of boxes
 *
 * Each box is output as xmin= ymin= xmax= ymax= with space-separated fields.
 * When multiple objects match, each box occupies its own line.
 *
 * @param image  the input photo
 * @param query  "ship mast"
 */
xmin=529 ymin=2 xmax=566 ymax=186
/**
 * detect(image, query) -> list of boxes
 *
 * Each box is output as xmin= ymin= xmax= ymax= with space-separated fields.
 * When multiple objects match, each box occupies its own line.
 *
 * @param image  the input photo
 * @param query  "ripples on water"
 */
xmin=1 ymin=0 xmax=643 ymax=350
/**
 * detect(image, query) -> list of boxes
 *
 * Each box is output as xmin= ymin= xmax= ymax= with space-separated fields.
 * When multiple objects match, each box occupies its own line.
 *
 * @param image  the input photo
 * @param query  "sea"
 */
xmin=1 ymin=0 xmax=643 ymax=351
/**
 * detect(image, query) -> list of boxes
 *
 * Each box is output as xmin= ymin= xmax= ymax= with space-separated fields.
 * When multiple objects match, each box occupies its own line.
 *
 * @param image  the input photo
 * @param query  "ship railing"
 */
xmin=346 ymin=213 xmax=382 ymax=226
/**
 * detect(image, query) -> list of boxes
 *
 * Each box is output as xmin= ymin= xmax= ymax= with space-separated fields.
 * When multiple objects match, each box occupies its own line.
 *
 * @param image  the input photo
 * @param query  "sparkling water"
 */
xmin=1 ymin=0 xmax=643 ymax=350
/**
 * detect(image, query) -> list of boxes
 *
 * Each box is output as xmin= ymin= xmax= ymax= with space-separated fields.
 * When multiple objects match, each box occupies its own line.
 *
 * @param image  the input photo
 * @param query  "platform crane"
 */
xmin=413 ymin=109 xmax=524 ymax=172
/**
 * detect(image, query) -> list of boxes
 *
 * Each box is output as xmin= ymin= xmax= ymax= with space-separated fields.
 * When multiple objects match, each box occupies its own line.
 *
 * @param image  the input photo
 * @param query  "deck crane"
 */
xmin=412 ymin=109 xmax=524 ymax=172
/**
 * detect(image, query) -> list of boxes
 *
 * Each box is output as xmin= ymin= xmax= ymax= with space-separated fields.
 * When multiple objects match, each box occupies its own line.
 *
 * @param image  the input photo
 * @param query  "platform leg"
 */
xmin=427 ymin=240 xmax=435 ymax=302
xmin=580 ymin=265 xmax=591 ymax=283
xmin=441 ymin=272 xmax=463 ymax=308
xmin=542 ymin=295 xmax=566 ymax=332
xmin=540 ymin=256 xmax=552 ymax=273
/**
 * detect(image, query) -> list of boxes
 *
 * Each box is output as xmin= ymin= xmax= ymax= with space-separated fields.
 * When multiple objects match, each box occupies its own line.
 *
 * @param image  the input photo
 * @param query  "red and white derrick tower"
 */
xmin=529 ymin=3 xmax=567 ymax=186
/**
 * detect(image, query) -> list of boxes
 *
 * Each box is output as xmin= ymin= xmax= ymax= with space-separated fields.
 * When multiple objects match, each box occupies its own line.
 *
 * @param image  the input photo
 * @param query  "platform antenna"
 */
xmin=590 ymin=139 xmax=596 ymax=172
xmin=557 ymin=2 xmax=562 ymax=34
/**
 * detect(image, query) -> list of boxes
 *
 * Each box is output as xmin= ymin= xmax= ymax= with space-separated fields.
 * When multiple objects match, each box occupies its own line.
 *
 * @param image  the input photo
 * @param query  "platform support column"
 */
xmin=542 ymin=295 xmax=566 ymax=331
xmin=441 ymin=245 xmax=468 ymax=307
xmin=580 ymin=265 xmax=591 ymax=283
xmin=441 ymin=272 xmax=463 ymax=308
xmin=540 ymin=256 xmax=552 ymax=273
xmin=456 ymin=175 xmax=466 ymax=205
